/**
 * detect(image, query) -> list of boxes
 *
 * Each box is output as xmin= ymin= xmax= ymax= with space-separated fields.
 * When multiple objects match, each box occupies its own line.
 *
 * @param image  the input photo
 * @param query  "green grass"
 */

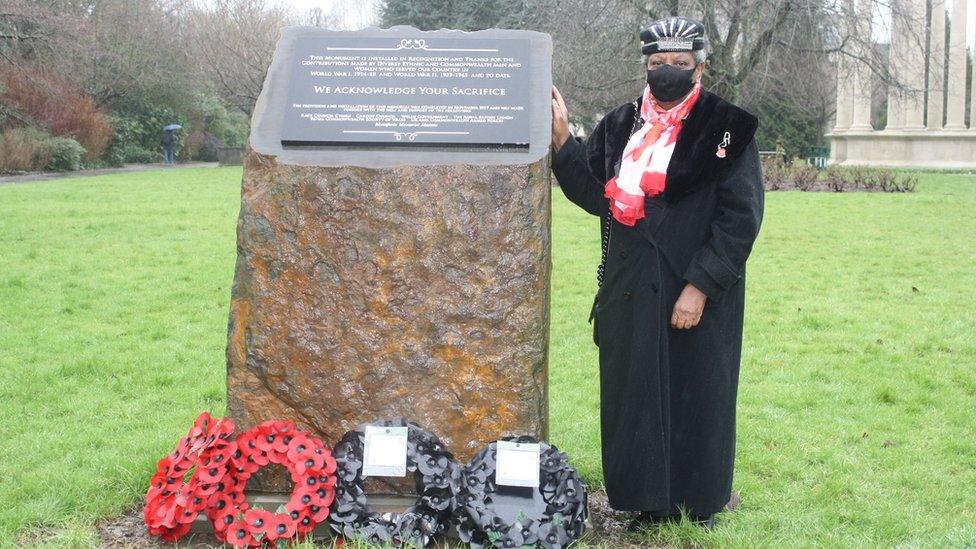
xmin=1 ymin=167 xmax=975 ymax=546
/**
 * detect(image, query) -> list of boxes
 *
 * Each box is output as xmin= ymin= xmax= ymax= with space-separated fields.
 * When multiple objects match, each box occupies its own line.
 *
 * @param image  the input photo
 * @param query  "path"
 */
xmin=0 ymin=162 xmax=220 ymax=185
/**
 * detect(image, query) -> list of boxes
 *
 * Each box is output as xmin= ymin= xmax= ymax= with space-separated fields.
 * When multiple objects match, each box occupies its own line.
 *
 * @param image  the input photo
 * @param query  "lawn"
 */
xmin=1 ymin=167 xmax=975 ymax=547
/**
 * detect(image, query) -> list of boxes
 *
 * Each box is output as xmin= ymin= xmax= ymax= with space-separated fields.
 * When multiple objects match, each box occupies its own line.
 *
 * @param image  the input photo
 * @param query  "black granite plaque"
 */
xmin=280 ymin=34 xmax=532 ymax=149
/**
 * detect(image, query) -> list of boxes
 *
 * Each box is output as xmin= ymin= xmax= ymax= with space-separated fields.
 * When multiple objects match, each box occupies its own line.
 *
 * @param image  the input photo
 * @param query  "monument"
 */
xmin=828 ymin=0 xmax=976 ymax=168
xmin=225 ymin=25 xmax=553 ymax=491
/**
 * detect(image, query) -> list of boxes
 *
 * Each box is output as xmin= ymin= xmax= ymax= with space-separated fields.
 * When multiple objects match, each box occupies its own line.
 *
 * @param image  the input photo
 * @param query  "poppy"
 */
xmin=286 ymin=435 xmax=313 ymax=462
xmin=321 ymin=453 xmax=337 ymax=475
xmin=157 ymin=521 xmax=193 ymax=543
xmin=154 ymin=499 xmax=182 ymax=528
xmin=175 ymin=489 xmax=206 ymax=513
xmin=536 ymin=520 xmax=570 ymax=548
xmin=249 ymin=445 xmax=271 ymax=466
xmin=311 ymin=503 xmax=331 ymax=522
xmin=196 ymin=462 xmax=227 ymax=485
xmin=417 ymin=453 xmax=451 ymax=476
xmin=202 ymin=440 xmax=235 ymax=466
xmin=253 ymin=423 xmax=281 ymax=453
xmin=265 ymin=513 xmax=296 ymax=541
xmin=243 ymin=508 xmax=274 ymax=537
xmin=190 ymin=412 xmax=213 ymax=438
xmin=293 ymin=451 xmax=326 ymax=477
xmin=211 ymin=504 xmax=240 ymax=534
xmin=540 ymin=451 xmax=568 ymax=473
xmin=191 ymin=478 xmax=219 ymax=497
xmin=174 ymin=506 xmax=197 ymax=525
xmin=172 ymin=436 xmax=191 ymax=462
xmin=295 ymin=513 xmax=315 ymax=536
xmin=205 ymin=493 xmax=235 ymax=521
xmin=231 ymin=433 xmax=255 ymax=466
xmin=282 ymin=502 xmax=314 ymax=536
xmin=271 ymin=431 xmax=292 ymax=454
xmin=224 ymin=518 xmax=256 ymax=547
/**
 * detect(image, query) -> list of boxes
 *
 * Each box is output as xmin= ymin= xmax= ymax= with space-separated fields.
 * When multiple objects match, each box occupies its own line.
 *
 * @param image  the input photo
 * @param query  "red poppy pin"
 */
xmin=716 ymin=131 xmax=730 ymax=158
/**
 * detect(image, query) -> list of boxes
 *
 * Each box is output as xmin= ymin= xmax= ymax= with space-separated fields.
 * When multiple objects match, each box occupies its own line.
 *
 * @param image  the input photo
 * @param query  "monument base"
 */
xmin=188 ymin=491 xmax=593 ymax=543
xmin=828 ymin=129 xmax=976 ymax=169
xmin=188 ymin=492 xmax=450 ymax=540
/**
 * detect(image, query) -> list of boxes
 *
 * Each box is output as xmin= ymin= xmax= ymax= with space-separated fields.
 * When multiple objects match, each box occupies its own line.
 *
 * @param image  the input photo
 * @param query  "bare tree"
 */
xmin=291 ymin=0 xmax=381 ymax=29
xmin=519 ymin=0 xmax=923 ymax=132
xmin=187 ymin=0 xmax=295 ymax=115
xmin=1 ymin=0 xmax=198 ymax=107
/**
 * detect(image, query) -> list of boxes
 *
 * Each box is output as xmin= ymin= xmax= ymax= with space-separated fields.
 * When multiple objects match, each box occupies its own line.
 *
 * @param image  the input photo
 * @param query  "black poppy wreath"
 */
xmin=143 ymin=413 xmax=337 ymax=547
xmin=328 ymin=418 xmax=462 ymax=547
xmin=455 ymin=436 xmax=588 ymax=549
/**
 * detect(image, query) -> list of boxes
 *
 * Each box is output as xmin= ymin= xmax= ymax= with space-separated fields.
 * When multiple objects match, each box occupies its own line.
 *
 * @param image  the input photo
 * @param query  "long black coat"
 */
xmin=551 ymin=89 xmax=763 ymax=516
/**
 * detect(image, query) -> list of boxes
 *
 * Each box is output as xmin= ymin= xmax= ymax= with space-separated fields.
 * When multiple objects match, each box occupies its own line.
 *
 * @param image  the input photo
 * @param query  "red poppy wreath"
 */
xmin=206 ymin=420 xmax=338 ymax=547
xmin=143 ymin=414 xmax=337 ymax=547
xmin=143 ymin=412 xmax=236 ymax=541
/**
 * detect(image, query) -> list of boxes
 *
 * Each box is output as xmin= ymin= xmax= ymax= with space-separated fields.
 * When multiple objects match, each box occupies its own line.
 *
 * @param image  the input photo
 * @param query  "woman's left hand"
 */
xmin=671 ymin=284 xmax=707 ymax=329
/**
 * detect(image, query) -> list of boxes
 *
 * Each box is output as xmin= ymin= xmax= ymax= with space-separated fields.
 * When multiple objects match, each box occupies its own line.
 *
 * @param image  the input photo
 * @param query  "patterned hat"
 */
xmin=640 ymin=17 xmax=706 ymax=55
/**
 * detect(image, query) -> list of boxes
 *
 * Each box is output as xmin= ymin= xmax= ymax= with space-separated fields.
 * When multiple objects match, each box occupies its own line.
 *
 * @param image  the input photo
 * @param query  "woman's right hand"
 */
xmin=551 ymin=85 xmax=570 ymax=152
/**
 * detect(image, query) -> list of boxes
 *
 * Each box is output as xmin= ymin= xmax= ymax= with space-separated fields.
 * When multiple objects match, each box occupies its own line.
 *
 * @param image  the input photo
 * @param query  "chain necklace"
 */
xmin=597 ymin=99 xmax=641 ymax=288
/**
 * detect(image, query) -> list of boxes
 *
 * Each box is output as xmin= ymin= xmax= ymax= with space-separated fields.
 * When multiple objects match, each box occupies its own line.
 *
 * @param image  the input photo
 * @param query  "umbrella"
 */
xmin=163 ymin=124 xmax=182 ymax=131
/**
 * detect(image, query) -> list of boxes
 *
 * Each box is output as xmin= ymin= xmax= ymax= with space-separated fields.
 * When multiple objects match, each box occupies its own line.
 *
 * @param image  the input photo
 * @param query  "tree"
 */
xmin=186 ymin=0 xmax=295 ymax=116
xmin=513 ymin=0 xmax=921 ymax=140
xmin=0 ymin=0 xmax=200 ymax=108
xmin=380 ymin=0 xmax=528 ymax=31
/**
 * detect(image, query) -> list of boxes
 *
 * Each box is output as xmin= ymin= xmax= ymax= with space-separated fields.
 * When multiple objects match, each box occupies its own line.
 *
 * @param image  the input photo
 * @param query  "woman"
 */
xmin=550 ymin=16 xmax=764 ymax=528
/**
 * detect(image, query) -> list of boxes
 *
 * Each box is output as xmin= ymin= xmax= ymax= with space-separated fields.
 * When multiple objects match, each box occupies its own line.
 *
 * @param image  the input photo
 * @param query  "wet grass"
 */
xmin=1 ymin=167 xmax=975 ymax=546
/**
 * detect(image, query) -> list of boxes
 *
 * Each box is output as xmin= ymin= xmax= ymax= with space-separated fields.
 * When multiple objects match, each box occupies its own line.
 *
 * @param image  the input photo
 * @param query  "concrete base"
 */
xmin=827 ymin=129 xmax=976 ymax=169
xmin=188 ymin=491 xmax=593 ymax=543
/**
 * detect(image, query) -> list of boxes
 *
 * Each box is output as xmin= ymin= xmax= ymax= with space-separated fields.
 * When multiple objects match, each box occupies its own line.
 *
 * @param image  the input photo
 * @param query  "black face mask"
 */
xmin=646 ymin=64 xmax=697 ymax=102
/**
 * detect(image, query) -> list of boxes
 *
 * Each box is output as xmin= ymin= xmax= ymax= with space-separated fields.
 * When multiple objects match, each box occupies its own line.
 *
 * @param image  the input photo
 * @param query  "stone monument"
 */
xmin=225 ymin=26 xmax=553 ymax=490
xmin=828 ymin=0 xmax=976 ymax=168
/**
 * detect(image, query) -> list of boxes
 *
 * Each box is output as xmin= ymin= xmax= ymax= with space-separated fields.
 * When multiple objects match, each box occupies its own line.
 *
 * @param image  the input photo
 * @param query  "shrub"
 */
xmin=108 ymin=100 xmax=185 ymax=154
xmin=61 ymin=100 xmax=113 ymax=160
xmin=824 ymin=166 xmax=918 ymax=193
xmin=0 ymin=67 xmax=113 ymax=160
xmin=199 ymin=132 xmax=221 ymax=161
xmin=100 ymin=136 xmax=127 ymax=167
xmin=825 ymin=166 xmax=849 ymax=192
xmin=182 ymin=94 xmax=250 ymax=148
xmin=101 ymin=115 xmax=139 ymax=166
xmin=760 ymin=157 xmax=785 ymax=190
xmin=183 ymin=130 xmax=221 ymax=161
xmin=121 ymin=143 xmax=162 ymax=164
xmin=45 ymin=137 xmax=86 ymax=171
xmin=222 ymin=112 xmax=250 ymax=147
xmin=791 ymin=162 xmax=820 ymax=191
xmin=760 ymin=156 xmax=810 ymax=191
xmin=0 ymin=127 xmax=53 ymax=172
xmin=878 ymin=170 xmax=918 ymax=192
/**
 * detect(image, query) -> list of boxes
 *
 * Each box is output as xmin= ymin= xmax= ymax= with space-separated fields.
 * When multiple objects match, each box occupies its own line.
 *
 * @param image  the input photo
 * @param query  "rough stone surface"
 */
xmin=226 ymin=149 xmax=552 ymax=488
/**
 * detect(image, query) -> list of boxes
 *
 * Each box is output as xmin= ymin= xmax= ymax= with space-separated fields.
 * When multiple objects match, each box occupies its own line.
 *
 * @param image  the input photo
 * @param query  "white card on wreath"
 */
xmin=362 ymin=426 xmax=408 ymax=477
xmin=495 ymin=440 xmax=540 ymax=488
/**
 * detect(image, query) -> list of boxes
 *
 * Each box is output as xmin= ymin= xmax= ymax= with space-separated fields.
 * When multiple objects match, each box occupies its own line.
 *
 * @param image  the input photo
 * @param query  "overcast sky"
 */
xmin=278 ymin=0 xmax=378 ymax=29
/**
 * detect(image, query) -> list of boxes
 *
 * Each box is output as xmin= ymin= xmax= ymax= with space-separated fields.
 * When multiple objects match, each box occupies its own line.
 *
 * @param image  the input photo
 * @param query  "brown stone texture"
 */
xmin=226 ymin=147 xmax=551 ymax=487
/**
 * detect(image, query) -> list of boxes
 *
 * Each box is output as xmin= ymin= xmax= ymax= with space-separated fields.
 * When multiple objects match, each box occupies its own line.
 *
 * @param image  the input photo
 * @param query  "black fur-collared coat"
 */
xmin=551 ymin=89 xmax=763 ymax=516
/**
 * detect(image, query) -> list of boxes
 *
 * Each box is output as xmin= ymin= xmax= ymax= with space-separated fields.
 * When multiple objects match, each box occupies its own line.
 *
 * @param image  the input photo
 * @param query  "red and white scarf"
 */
xmin=603 ymin=81 xmax=702 ymax=226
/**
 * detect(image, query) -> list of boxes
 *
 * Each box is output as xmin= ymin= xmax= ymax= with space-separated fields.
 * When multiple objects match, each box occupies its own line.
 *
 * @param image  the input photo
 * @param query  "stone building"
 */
xmin=828 ymin=0 xmax=976 ymax=168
